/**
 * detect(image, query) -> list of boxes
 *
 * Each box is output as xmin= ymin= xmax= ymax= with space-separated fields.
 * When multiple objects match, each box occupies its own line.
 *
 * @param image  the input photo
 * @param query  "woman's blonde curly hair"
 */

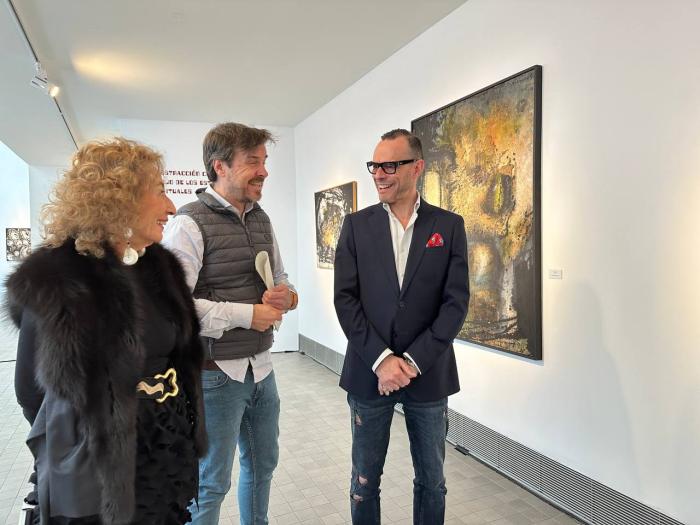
xmin=42 ymin=137 xmax=164 ymax=258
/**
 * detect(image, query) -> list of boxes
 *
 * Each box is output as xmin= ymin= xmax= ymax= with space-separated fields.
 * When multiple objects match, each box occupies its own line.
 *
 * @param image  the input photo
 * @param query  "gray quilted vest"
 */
xmin=177 ymin=188 xmax=275 ymax=360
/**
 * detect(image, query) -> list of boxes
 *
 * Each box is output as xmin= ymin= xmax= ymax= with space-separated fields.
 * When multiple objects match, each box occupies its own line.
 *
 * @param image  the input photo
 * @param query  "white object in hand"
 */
xmin=255 ymin=251 xmax=281 ymax=330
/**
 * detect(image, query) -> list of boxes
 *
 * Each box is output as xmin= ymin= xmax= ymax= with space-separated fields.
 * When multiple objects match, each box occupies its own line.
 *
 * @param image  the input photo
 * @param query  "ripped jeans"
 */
xmin=347 ymin=392 xmax=448 ymax=525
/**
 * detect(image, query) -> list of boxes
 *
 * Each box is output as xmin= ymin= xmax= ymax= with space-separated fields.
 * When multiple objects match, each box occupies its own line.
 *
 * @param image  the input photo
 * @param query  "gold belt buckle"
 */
xmin=136 ymin=367 xmax=179 ymax=403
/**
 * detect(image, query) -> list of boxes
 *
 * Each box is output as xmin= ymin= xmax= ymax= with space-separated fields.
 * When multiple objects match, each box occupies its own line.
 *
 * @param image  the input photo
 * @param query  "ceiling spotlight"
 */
xmin=30 ymin=74 xmax=47 ymax=90
xmin=31 ymin=61 xmax=47 ymax=83
xmin=29 ymin=62 xmax=59 ymax=97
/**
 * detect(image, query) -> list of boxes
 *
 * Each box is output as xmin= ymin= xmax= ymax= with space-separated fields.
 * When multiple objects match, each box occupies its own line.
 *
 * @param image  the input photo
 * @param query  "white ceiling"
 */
xmin=1 ymin=0 xmax=467 ymax=166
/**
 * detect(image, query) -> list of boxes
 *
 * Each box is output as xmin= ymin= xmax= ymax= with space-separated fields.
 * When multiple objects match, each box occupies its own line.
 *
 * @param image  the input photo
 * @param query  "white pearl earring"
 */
xmin=122 ymin=228 xmax=139 ymax=265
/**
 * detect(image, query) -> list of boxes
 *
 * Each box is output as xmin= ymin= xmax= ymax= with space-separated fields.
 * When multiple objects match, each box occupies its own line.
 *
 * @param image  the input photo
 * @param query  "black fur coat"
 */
xmin=5 ymin=239 xmax=206 ymax=524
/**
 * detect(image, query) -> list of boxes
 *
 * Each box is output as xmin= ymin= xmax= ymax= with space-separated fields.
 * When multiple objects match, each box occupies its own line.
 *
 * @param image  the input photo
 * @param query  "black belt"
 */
xmin=136 ymin=367 xmax=179 ymax=402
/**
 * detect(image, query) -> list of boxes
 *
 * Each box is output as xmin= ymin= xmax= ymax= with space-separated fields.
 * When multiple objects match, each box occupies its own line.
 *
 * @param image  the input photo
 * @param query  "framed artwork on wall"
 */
xmin=412 ymin=65 xmax=542 ymax=359
xmin=6 ymin=227 xmax=31 ymax=261
xmin=315 ymin=181 xmax=357 ymax=269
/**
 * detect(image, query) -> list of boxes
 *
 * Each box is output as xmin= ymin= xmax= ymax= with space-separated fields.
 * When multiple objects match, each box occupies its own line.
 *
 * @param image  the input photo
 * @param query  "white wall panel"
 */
xmin=294 ymin=1 xmax=700 ymax=522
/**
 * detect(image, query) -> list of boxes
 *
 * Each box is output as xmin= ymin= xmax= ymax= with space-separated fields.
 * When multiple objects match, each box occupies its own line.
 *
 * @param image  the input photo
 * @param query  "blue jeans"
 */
xmin=348 ymin=392 xmax=448 ymax=525
xmin=190 ymin=368 xmax=280 ymax=525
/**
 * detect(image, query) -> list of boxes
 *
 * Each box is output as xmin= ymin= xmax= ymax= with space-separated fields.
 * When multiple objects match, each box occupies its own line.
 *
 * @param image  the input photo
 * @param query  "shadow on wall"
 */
xmin=553 ymin=280 xmax=638 ymax=496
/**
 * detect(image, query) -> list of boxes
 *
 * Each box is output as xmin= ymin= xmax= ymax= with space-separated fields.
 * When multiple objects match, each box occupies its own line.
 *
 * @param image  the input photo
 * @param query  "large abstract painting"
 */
xmin=315 ymin=181 xmax=357 ymax=269
xmin=412 ymin=66 xmax=542 ymax=359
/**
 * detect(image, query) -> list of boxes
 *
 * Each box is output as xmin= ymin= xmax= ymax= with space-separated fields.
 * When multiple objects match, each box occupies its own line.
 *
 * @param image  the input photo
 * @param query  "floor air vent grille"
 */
xmin=446 ymin=408 xmax=685 ymax=525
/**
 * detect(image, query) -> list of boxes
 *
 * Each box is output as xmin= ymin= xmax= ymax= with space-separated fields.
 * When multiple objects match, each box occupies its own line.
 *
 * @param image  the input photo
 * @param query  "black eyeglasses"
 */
xmin=366 ymin=159 xmax=416 ymax=175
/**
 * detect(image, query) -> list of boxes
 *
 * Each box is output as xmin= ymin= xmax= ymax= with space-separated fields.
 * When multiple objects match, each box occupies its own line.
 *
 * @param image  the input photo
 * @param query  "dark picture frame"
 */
xmin=314 ymin=181 xmax=358 ymax=269
xmin=412 ymin=66 xmax=542 ymax=359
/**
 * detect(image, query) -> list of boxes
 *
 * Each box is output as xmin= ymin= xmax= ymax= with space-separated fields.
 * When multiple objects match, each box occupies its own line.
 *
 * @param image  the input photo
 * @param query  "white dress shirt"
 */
xmin=371 ymin=195 xmax=422 ymax=374
xmin=162 ymin=185 xmax=294 ymax=383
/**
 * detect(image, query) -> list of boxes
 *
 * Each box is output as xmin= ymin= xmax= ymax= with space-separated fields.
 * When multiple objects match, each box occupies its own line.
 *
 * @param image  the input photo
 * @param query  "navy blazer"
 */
xmin=334 ymin=199 xmax=470 ymax=401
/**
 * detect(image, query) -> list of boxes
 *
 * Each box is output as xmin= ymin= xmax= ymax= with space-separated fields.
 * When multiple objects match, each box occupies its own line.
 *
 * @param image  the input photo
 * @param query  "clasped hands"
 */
xmin=376 ymin=355 xmax=418 ymax=396
xmin=251 ymin=284 xmax=292 ymax=332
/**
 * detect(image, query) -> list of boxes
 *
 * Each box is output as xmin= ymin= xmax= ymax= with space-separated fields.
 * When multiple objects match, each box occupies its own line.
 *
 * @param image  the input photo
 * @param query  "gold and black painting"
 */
xmin=412 ymin=66 xmax=542 ymax=359
xmin=315 ymin=181 xmax=357 ymax=269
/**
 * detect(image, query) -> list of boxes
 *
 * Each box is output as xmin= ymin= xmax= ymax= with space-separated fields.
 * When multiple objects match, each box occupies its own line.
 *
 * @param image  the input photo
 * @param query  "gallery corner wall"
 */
xmin=28 ymin=166 xmax=63 ymax=250
xmin=293 ymin=0 xmax=700 ymax=523
xmin=0 ymin=141 xmax=30 ymax=309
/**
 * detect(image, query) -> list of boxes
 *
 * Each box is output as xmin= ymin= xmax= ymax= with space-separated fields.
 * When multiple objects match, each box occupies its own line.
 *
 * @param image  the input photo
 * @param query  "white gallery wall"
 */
xmin=28 ymin=166 xmax=63 ymax=249
xmin=294 ymin=0 xmax=700 ymax=523
xmin=0 ymin=141 xmax=30 ymax=307
xmin=118 ymin=119 xmax=299 ymax=353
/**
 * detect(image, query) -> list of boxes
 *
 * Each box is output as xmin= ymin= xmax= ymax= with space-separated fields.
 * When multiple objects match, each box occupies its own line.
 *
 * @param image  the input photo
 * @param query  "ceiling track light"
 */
xmin=29 ymin=62 xmax=60 ymax=98
xmin=30 ymin=76 xmax=47 ymax=90
xmin=5 ymin=0 xmax=77 ymax=148
xmin=30 ymin=62 xmax=48 ymax=90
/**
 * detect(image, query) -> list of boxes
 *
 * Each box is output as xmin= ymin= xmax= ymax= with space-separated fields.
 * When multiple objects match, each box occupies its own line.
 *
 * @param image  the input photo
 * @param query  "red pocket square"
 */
xmin=426 ymin=233 xmax=444 ymax=248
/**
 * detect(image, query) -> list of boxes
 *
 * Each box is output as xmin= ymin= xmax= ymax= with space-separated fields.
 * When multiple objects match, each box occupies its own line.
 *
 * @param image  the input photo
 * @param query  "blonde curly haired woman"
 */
xmin=6 ymin=138 xmax=206 ymax=524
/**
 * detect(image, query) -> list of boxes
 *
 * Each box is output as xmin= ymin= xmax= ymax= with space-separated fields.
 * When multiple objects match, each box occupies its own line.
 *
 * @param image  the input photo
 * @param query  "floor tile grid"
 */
xmin=218 ymin=354 xmax=581 ymax=525
xmin=0 ymin=325 xmax=18 ymax=363
xmin=0 ymin=360 xmax=34 ymax=525
xmin=0 ymin=348 xmax=580 ymax=525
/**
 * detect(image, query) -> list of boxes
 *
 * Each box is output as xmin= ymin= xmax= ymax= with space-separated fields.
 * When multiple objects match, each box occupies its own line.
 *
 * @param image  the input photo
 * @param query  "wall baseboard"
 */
xmin=298 ymin=334 xmax=685 ymax=525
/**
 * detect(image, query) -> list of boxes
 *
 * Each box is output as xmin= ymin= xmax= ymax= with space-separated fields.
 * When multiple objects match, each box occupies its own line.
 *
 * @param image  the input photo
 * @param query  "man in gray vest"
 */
xmin=163 ymin=122 xmax=297 ymax=525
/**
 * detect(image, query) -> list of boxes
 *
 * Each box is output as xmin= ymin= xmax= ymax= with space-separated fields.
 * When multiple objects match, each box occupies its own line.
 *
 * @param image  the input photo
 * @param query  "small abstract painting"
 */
xmin=6 ymin=227 xmax=31 ymax=261
xmin=412 ymin=66 xmax=542 ymax=359
xmin=315 ymin=181 xmax=357 ymax=269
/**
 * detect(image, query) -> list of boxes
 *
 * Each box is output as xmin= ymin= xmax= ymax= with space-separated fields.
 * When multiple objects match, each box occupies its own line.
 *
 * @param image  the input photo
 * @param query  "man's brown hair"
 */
xmin=203 ymin=122 xmax=274 ymax=182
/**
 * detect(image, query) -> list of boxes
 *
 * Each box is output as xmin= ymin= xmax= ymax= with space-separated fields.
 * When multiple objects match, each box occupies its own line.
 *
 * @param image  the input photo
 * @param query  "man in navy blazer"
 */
xmin=334 ymin=129 xmax=470 ymax=524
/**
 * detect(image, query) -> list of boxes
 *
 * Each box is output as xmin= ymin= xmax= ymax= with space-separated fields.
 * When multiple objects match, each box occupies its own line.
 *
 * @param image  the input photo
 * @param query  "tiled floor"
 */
xmin=0 ymin=325 xmax=17 ymax=362
xmin=0 ymin=346 xmax=580 ymax=525
xmin=0 ymin=327 xmax=35 ymax=525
